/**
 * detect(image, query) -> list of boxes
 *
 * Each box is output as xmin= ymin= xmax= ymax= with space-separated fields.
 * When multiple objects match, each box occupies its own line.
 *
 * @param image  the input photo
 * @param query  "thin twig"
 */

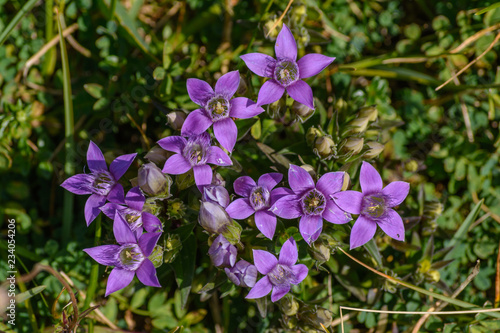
xmin=59 ymin=15 xmax=91 ymax=57
xmin=472 ymin=191 xmax=500 ymax=224
xmin=126 ymin=113 xmax=151 ymax=150
xmin=265 ymin=0 xmax=294 ymax=38
xmin=451 ymin=23 xmax=500 ymax=54
xmin=496 ymin=239 xmax=500 ymax=307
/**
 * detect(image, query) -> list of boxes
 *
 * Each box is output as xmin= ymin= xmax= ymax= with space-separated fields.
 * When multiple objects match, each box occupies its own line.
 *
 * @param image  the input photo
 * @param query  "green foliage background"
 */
xmin=1 ymin=0 xmax=500 ymax=332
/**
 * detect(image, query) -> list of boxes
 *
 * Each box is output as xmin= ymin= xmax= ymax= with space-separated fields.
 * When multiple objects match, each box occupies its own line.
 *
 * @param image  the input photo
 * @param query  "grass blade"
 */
xmin=476 ymin=2 xmax=500 ymax=15
xmin=0 ymin=0 xmax=39 ymax=46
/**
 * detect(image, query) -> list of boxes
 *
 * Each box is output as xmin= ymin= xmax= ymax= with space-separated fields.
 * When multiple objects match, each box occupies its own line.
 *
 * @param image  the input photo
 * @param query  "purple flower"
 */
xmin=202 ymin=185 xmax=230 ymax=208
xmin=225 ymin=260 xmax=258 ymax=288
xmin=83 ymin=212 xmax=162 ymax=296
xmin=101 ymin=186 xmax=163 ymax=236
xmin=60 ymin=141 xmax=137 ymax=226
xmin=246 ymin=238 xmax=308 ymax=302
xmin=226 ymin=173 xmax=289 ymax=240
xmin=208 ymin=234 xmax=237 ymax=268
xmin=331 ymin=162 xmax=410 ymax=249
xmin=181 ymin=71 xmax=264 ymax=151
xmin=270 ymin=165 xmax=351 ymax=245
xmin=157 ymin=133 xmax=232 ymax=188
xmin=240 ymin=24 xmax=335 ymax=110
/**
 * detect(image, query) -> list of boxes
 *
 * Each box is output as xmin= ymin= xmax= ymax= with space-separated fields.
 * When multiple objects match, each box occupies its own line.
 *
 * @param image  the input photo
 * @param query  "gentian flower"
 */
xmin=199 ymin=185 xmax=232 ymax=234
xmin=226 ymin=173 xmax=289 ymax=240
xmin=181 ymin=70 xmax=264 ymax=151
xmin=137 ymin=162 xmax=172 ymax=197
xmin=83 ymin=212 xmax=162 ymax=296
xmin=331 ymin=162 xmax=410 ymax=249
xmin=202 ymin=184 xmax=230 ymax=208
xmin=101 ymin=186 xmax=163 ymax=235
xmin=246 ymin=237 xmax=308 ymax=302
xmin=60 ymin=141 xmax=137 ymax=226
xmin=208 ymin=234 xmax=237 ymax=268
xmin=158 ymin=133 xmax=232 ymax=188
xmin=225 ymin=260 xmax=258 ymax=288
xmin=270 ymin=165 xmax=351 ymax=244
xmin=240 ymin=24 xmax=335 ymax=110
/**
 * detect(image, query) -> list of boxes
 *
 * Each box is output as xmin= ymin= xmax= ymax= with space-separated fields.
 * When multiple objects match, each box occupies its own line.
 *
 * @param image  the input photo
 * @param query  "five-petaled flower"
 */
xmin=225 ymin=259 xmax=258 ymax=288
xmin=226 ymin=173 xmax=289 ymax=240
xmin=60 ymin=141 xmax=137 ymax=226
xmin=331 ymin=161 xmax=410 ymax=249
xmin=240 ymin=24 xmax=335 ymax=110
xmin=270 ymin=165 xmax=351 ymax=244
xmin=246 ymin=237 xmax=308 ymax=302
xmin=181 ymin=70 xmax=264 ymax=152
xmin=158 ymin=133 xmax=232 ymax=188
xmin=83 ymin=212 xmax=162 ymax=296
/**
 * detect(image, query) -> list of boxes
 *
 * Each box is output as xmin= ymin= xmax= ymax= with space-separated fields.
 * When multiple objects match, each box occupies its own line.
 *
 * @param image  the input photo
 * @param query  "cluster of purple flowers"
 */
xmin=60 ymin=24 xmax=410 ymax=302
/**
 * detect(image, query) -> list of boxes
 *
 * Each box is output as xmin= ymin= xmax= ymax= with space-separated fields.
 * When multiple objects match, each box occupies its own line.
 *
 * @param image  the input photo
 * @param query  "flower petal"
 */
xmin=297 ymin=54 xmax=336 ymax=79
xmin=162 ymin=154 xmax=192 ymax=174
xmin=299 ymin=215 xmax=323 ymax=244
xmin=270 ymin=187 xmax=294 ymax=205
xmin=254 ymin=210 xmax=276 ymax=240
xmin=271 ymin=284 xmax=290 ymax=302
xmin=256 ymin=80 xmax=285 ymax=106
xmin=85 ymin=194 xmax=106 ymax=226
xmin=240 ymin=53 xmax=276 ymax=78
xmin=105 ymin=267 xmax=135 ymax=296
xmin=230 ymin=97 xmax=265 ymax=119
xmin=107 ymin=183 xmax=125 ymax=204
xmin=186 ymin=78 xmax=214 ymax=106
xmin=233 ymin=176 xmax=256 ymax=197
xmin=110 ymin=153 xmax=137 ymax=180
xmin=83 ymin=245 xmax=120 ymax=266
xmin=87 ymin=141 xmax=107 ymax=173
xmin=139 ymin=232 xmax=162 ymax=257
xmin=60 ymin=173 xmax=93 ymax=195
xmin=215 ymin=70 xmax=240 ymax=99
xmin=136 ymin=259 xmax=161 ymax=287
xmin=253 ymin=249 xmax=278 ymax=275
xmin=323 ymin=200 xmax=352 ymax=224
xmin=350 ymin=215 xmax=377 ymax=249
xmin=226 ymin=198 xmax=254 ymax=219
xmin=181 ymin=109 xmax=213 ymax=136
xmin=331 ymin=190 xmax=364 ymax=215
xmin=142 ymin=212 xmax=163 ymax=233
xmin=288 ymin=164 xmax=315 ymax=194
xmin=213 ymin=118 xmax=237 ymax=152
xmin=101 ymin=203 xmax=123 ymax=220
xmin=157 ymin=136 xmax=187 ymax=154
xmin=193 ymin=164 xmax=212 ymax=188
xmin=113 ymin=212 xmax=136 ymax=244
xmin=382 ymin=181 xmax=410 ymax=207
xmin=275 ymin=24 xmax=297 ymax=61
xmin=377 ymin=208 xmax=405 ymax=242
xmin=269 ymin=195 xmax=302 ymax=219
xmin=258 ymin=173 xmax=283 ymax=191
xmin=125 ymin=186 xmax=145 ymax=211
xmin=360 ymin=161 xmax=383 ymax=195
xmin=206 ymin=146 xmax=232 ymax=166
xmin=246 ymin=276 xmax=272 ymax=299
xmin=286 ymin=80 xmax=314 ymax=110
xmin=292 ymin=264 xmax=308 ymax=284
xmin=316 ymin=172 xmax=344 ymax=196
xmin=278 ymin=237 xmax=298 ymax=266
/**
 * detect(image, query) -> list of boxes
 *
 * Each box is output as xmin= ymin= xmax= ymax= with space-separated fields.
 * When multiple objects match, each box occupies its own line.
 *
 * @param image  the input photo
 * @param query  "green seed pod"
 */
xmin=306 ymin=127 xmax=323 ymax=146
xmin=279 ymin=294 xmax=300 ymax=316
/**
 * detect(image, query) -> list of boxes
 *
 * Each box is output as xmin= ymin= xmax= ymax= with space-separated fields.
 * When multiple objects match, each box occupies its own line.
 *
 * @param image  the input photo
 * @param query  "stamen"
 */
xmin=206 ymin=96 xmax=230 ymax=121
xmin=91 ymin=171 xmax=116 ymax=196
xmin=301 ymin=189 xmax=326 ymax=215
xmin=362 ymin=195 xmax=386 ymax=218
xmin=274 ymin=60 xmax=300 ymax=87
xmin=249 ymin=186 xmax=270 ymax=211
xmin=118 ymin=244 xmax=144 ymax=271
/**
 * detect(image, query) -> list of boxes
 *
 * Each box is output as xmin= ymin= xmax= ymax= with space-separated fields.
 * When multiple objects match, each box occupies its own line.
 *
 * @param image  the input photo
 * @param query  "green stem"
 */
xmin=42 ymin=0 xmax=56 ymax=76
xmin=108 ymin=0 xmax=117 ymax=20
xmin=84 ymin=215 xmax=102 ymax=333
xmin=0 ymin=0 xmax=39 ymax=46
xmin=16 ymin=273 xmax=39 ymax=332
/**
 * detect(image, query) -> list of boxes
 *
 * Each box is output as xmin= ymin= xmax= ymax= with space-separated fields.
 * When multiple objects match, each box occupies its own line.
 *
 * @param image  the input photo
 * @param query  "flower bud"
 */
xmin=424 ymin=201 xmax=443 ymax=220
xmin=148 ymin=244 xmax=164 ymax=268
xmin=267 ymin=96 xmax=286 ymax=119
xmin=212 ymin=172 xmax=226 ymax=187
xmin=292 ymin=100 xmax=315 ymax=122
xmin=341 ymin=172 xmax=350 ymax=191
xmin=314 ymin=136 xmax=335 ymax=157
xmin=300 ymin=164 xmax=316 ymax=179
xmin=309 ymin=237 xmax=331 ymax=263
xmin=335 ymin=98 xmax=348 ymax=113
xmin=138 ymin=162 xmax=172 ymax=197
xmin=405 ymin=159 xmax=419 ymax=172
xmin=198 ymin=201 xmax=232 ymax=234
xmin=166 ymin=111 xmax=186 ymax=130
xmin=145 ymin=146 xmax=170 ymax=165
xmin=342 ymin=137 xmax=364 ymax=155
xmin=364 ymin=141 xmax=384 ymax=159
xmin=225 ymin=260 xmax=257 ymax=287
xmin=278 ymin=294 xmax=300 ymax=316
xmin=167 ymin=198 xmax=185 ymax=219
xmin=349 ymin=116 xmax=370 ymax=133
xmin=202 ymin=185 xmax=230 ymax=208
xmin=306 ymin=127 xmax=323 ymax=146
xmin=359 ymin=105 xmax=378 ymax=122
xmin=300 ymin=305 xmax=333 ymax=329
xmin=208 ymin=234 xmax=237 ymax=268
xmin=164 ymin=234 xmax=182 ymax=263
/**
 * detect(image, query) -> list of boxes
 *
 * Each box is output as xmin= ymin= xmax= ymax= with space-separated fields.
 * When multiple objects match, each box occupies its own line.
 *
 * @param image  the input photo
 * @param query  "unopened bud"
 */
xmin=300 ymin=164 xmax=316 ymax=179
xmin=212 ymin=172 xmax=226 ymax=187
xmin=364 ymin=141 xmax=384 ymax=159
xmin=306 ymin=127 xmax=323 ymax=146
xmin=359 ymin=105 xmax=378 ymax=122
xmin=335 ymin=98 xmax=348 ymax=113
xmin=164 ymin=234 xmax=182 ymax=263
xmin=167 ymin=198 xmax=185 ymax=219
xmin=202 ymin=185 xmax=230 ymax=208
xmin=225 ymin=260 xmax=257 ymax=287
xmin=268 ymin=96 xmax=286 ymax=119
xmin=198 ymin=201 xmax=232 ymax=234
xmin=349 ymin=116 xmax=370 ymax=133
xmin=145 ymin=146 xmax=170 ymax=165
xmin=405 ymin=160 xmax=419 ymax=172
xmin=263 ymin=19 xmax=280 ymax=39
xmin=341 ymin=172 xmax=350 ymax=191
xmin=300 ymin=305 xmax=333 ymax=329
xmin=309 ymin=236 xmax=331 ymax=263
xmin=314 ymin=136 xmax=335 ymax=157
xmin=148 ymin=245 xmax=164 ymax=268
xmin=343 ymin=137 xmax=364 ymax=155
xmin=427 ymin=270 xmax=440 ymax=282
xmin=278 ymin=294 xmax=300 ymax=316
xmin=292 ymin=101 xmax=315 ymax=122
xmin=208 ymin=234 xmax=237 ymax=268
xmin=424 ymin=201 xmax=443 ymax=220
xmin=138 ymin=162 xmax=172 ymax=197
xmin=166 ymin=111 xmax=186 ymax=130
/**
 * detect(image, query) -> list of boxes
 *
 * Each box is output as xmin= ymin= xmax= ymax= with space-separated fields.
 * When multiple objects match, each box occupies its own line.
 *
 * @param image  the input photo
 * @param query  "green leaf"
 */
xmin=16 ymin=286 xmax=46 ymax=303
xmin=237 ymin=118 xmax=258 ymax=141
xmin=476 ymin=2 xmax=500 ymax=15
xmin=0 ymin=0 xmax=39 ymax=46
xmin=170 ymin=234 xmax=196 ymax=309
xmin=83 ymin=83 xmax=104 ymax=99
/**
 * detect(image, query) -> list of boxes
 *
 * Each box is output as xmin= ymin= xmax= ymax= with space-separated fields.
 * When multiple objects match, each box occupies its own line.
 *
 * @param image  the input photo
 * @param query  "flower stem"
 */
xmin=84 ymin=215 xmax=102 ymax=332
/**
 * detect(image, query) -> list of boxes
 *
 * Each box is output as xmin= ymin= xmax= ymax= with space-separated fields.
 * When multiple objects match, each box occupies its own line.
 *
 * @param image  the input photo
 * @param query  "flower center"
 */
xmin=118 ymin=244 xmax=144 ymax=271
xmin=206 ymin=96 xmax=230 ymax=121
xmin=268 ymin=264 xmax=296 ymax=286
xmin=91 ymin=171 xmax=115 ymax=196
xmin=274 ymin=60 xmax=299 ymax=87
xmin=122 ymin=208 xmax=142 ymax=231
xmin=301 ymin=189 xmax=326 ymax=215
xmin=362 ymin=195 xmax=386 ymax=219
xmin=249 ymin=186 xmax=270 ymax=211
xmin=183 ymin=137 xmax=209 ymax=166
